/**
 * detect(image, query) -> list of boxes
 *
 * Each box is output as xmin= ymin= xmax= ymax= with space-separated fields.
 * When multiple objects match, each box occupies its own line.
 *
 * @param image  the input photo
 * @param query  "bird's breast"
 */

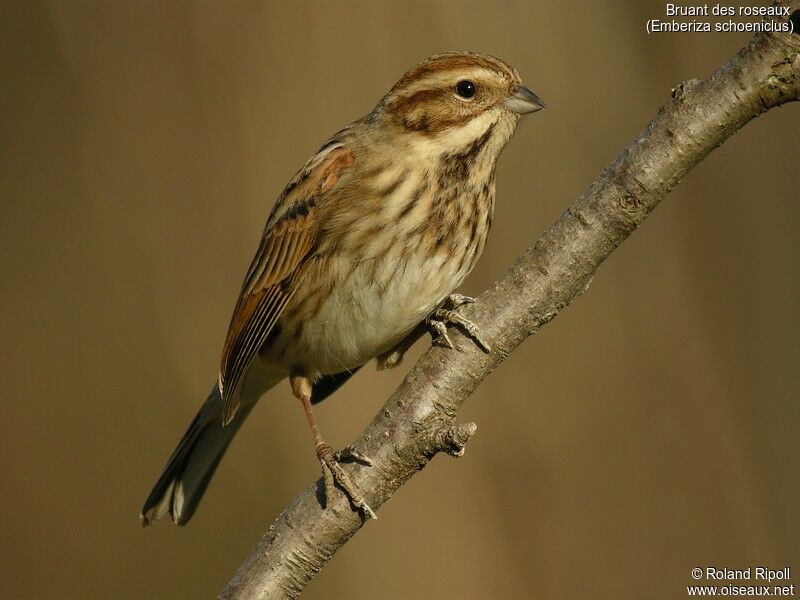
xmin=262 ymin=163 xmax=494 ymax=377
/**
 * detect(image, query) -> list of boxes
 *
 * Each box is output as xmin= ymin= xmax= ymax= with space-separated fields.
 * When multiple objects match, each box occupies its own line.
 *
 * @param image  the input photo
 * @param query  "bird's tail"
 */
xmin=139 ymin=365 xmax=357 ymax=526
xmin=139 ymin=381 xmax=263 ymax=527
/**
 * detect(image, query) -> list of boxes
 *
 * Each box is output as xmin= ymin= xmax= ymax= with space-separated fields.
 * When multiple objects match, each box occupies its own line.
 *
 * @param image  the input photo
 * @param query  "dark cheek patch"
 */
xmin=391 ymin=88 xmax=474 ymax=133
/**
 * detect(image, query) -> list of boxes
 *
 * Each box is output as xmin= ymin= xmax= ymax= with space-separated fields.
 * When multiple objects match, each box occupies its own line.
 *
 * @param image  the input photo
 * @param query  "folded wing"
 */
xmin=218 ymin=144 xmax=354 ymax=425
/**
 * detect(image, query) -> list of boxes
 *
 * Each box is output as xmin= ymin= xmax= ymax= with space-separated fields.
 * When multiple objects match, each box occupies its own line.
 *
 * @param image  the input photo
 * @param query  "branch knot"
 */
xmin=427 ymin=422 xmax=478 ymax=458
xmin=671 ymin=78 xmax=700 ymax=99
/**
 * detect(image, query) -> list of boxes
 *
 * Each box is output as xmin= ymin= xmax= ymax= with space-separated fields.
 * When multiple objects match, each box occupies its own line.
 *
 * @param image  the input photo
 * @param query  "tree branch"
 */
xmin=222 ymin=11 xmax=799 ymax=599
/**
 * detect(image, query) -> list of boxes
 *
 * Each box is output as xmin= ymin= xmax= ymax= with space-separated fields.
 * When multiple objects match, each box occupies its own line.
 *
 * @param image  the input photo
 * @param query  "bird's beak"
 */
xmin=504 ymin=84 xmax=547 ymax=114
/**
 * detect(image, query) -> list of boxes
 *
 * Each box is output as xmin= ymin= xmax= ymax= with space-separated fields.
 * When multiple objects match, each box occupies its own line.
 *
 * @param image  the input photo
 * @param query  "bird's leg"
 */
xmin=427 ymin=293 xmax=491 ymax=352
xmin=376 ymin=322 xmax=426 ymax=370
xmin=290 ymin=374 xmax=377 ymax=519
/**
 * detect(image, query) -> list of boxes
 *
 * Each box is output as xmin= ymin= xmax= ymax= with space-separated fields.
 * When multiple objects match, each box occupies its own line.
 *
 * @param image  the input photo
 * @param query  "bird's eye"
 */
xmin=455 ymin=80 xmax=477 ymax=99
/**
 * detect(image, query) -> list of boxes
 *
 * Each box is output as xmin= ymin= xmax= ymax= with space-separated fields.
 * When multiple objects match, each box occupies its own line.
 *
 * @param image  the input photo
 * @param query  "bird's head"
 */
xmin=375 ymin=52 xmax=545 ymax=156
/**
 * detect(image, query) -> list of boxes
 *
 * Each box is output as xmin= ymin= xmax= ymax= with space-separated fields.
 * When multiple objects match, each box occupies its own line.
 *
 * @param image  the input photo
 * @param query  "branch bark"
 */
xmin=222 ymin=11 xmax=799 ymax=599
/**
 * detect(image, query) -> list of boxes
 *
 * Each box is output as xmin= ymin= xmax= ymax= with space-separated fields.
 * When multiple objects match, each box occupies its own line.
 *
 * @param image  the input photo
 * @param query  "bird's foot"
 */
xmin=376 ymin=348 xmax=404 ymax=370
xmin=446 ymin=293 xmax=477 ymax=310
xmin=427 ymin=294 xmax=491 ymax=352
xmin=318 ymin=443 xmax=377 ymax=520
xmin=334 ymin=444 xmax=373 ymax=466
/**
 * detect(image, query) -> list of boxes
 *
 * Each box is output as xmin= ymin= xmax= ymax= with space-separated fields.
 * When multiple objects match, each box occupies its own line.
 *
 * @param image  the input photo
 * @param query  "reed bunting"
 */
xmin=140 ymin=51 xmax=545 ymax=525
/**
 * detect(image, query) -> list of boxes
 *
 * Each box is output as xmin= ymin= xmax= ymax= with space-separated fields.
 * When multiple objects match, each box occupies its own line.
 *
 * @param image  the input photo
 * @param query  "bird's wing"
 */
xmin=218 ymin=143 xmax=354 ymax=424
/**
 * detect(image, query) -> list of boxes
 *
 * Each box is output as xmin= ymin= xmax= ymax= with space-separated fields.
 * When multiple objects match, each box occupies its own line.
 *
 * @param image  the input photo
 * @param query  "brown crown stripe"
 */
xmin=391 ymin=53 xmax=518 ymax=93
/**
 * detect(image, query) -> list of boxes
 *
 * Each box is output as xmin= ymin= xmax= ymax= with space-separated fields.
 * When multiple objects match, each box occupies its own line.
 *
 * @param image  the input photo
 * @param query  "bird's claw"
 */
xmin=429 ymin=319 xmax=455 ymax=349
xmin=427 ymin=295 xmax=491 ymax=352
xmin=335 ymin=444 xmax=373 ymax=466
xmin=446 ymin=293 xmax=476 ymax=309
xmin=376 ymin=348 xmax=404 ymax=370
xmin=318 ymin=444 xmax=376 ymax=520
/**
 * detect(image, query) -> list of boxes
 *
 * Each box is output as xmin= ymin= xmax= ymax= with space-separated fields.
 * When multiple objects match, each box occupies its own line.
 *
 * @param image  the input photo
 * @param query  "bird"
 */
xmin=140 ymin=51 xmax=545 ymax=526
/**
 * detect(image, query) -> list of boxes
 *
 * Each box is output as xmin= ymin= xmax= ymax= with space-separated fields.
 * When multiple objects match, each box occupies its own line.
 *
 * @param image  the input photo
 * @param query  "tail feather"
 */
xmin=140 ymin=364 xmax=358 ymax=526
xmin=139 ymin=385 xmax=254 ymax=527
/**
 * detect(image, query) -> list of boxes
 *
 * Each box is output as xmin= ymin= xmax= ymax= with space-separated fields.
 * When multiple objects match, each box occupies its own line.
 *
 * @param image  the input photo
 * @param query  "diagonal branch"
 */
xmin=222 ymin=10 xmax=799 ymax=599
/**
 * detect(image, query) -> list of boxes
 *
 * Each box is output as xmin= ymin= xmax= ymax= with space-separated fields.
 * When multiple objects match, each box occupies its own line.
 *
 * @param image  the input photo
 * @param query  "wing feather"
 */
xmin=218 ymin=144 xmax=354 ymax=424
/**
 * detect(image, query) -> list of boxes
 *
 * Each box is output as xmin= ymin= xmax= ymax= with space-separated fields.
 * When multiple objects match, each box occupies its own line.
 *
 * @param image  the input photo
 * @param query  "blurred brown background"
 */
xmin=1 ymin=1 xmax=798 ymax=598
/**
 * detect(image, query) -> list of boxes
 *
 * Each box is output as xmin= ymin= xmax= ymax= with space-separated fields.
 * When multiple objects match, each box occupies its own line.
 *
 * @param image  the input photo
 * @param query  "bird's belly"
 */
xmin=267 ymin=249 xmax=464 ymax=376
